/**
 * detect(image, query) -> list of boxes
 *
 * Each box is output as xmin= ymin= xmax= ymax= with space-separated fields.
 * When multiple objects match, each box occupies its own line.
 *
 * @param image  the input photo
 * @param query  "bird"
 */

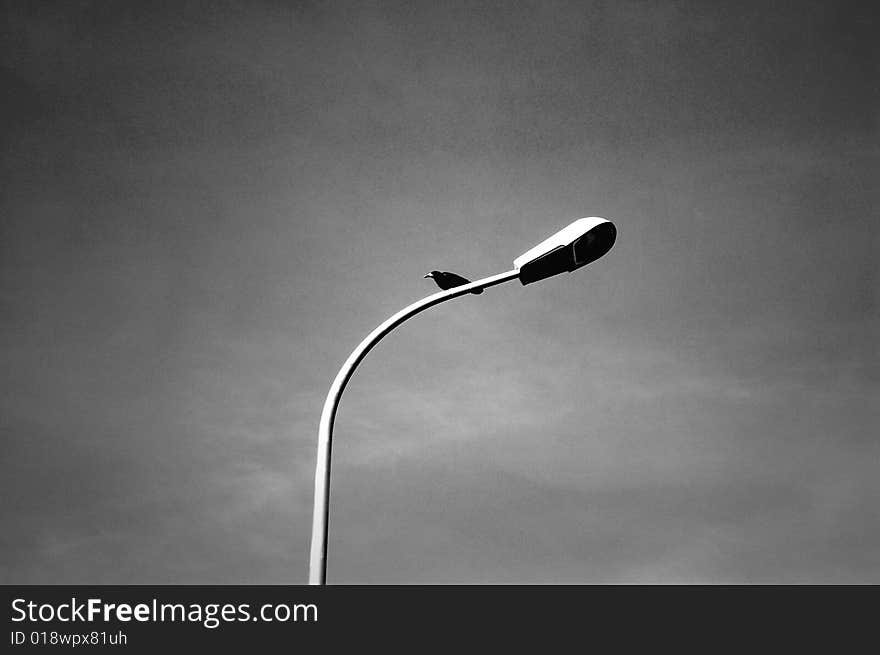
xmin=424 ymin=270 xmax=482 ymax=294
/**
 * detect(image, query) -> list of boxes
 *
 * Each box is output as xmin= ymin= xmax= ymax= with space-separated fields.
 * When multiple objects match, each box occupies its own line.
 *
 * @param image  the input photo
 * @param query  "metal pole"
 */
xmin=309 ymin=269 xmax=520 ymax=584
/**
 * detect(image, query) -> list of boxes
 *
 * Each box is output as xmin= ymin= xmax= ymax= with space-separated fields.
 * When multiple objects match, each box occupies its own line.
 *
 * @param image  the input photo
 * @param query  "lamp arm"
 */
xmin=309 ymin=268 xmax=520 ymax=584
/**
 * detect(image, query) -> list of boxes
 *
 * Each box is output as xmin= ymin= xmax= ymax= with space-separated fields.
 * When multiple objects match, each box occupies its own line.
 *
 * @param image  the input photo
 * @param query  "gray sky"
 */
xmin=2 ymin=0 xmax=877 ymax=583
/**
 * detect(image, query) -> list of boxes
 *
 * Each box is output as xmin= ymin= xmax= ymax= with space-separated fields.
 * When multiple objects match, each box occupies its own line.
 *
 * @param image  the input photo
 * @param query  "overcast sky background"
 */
xmin=2 ymin=1 xmax=877 ymax=584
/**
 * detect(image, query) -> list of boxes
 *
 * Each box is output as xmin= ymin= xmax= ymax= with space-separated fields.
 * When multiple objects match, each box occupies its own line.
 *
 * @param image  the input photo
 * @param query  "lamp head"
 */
xmin=514 ymin=217 xmax=616 ymax=285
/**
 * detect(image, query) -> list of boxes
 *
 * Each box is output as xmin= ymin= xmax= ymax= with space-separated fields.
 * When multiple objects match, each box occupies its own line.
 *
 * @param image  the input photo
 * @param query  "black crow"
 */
xmin=424 ymin=270 xmax=483 ymax=294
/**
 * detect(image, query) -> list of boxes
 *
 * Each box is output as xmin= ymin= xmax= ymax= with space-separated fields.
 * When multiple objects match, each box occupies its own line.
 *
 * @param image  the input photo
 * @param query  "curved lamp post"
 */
xmin=309 ymin=217 xmax=617 ymax=585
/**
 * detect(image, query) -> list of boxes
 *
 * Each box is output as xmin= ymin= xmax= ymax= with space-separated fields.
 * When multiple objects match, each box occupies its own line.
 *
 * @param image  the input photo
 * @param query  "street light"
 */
xmin=309 ymin=216 xmax=617 ymax=585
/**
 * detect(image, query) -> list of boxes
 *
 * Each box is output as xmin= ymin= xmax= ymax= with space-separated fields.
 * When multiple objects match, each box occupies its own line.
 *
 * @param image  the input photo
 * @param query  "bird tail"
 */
xmin=471 ymin=288 xmax=483 ymax=295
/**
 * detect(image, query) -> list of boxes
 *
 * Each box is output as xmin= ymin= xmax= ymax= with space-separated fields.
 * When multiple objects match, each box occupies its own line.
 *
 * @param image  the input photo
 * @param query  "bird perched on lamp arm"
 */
xmin=424 ymin=270 xmax=483 ymax=294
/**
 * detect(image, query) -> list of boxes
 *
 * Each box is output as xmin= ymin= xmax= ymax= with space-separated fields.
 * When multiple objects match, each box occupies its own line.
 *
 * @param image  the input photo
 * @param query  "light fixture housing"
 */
xmin=514 ymin=217 xmax=616 ymax=285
